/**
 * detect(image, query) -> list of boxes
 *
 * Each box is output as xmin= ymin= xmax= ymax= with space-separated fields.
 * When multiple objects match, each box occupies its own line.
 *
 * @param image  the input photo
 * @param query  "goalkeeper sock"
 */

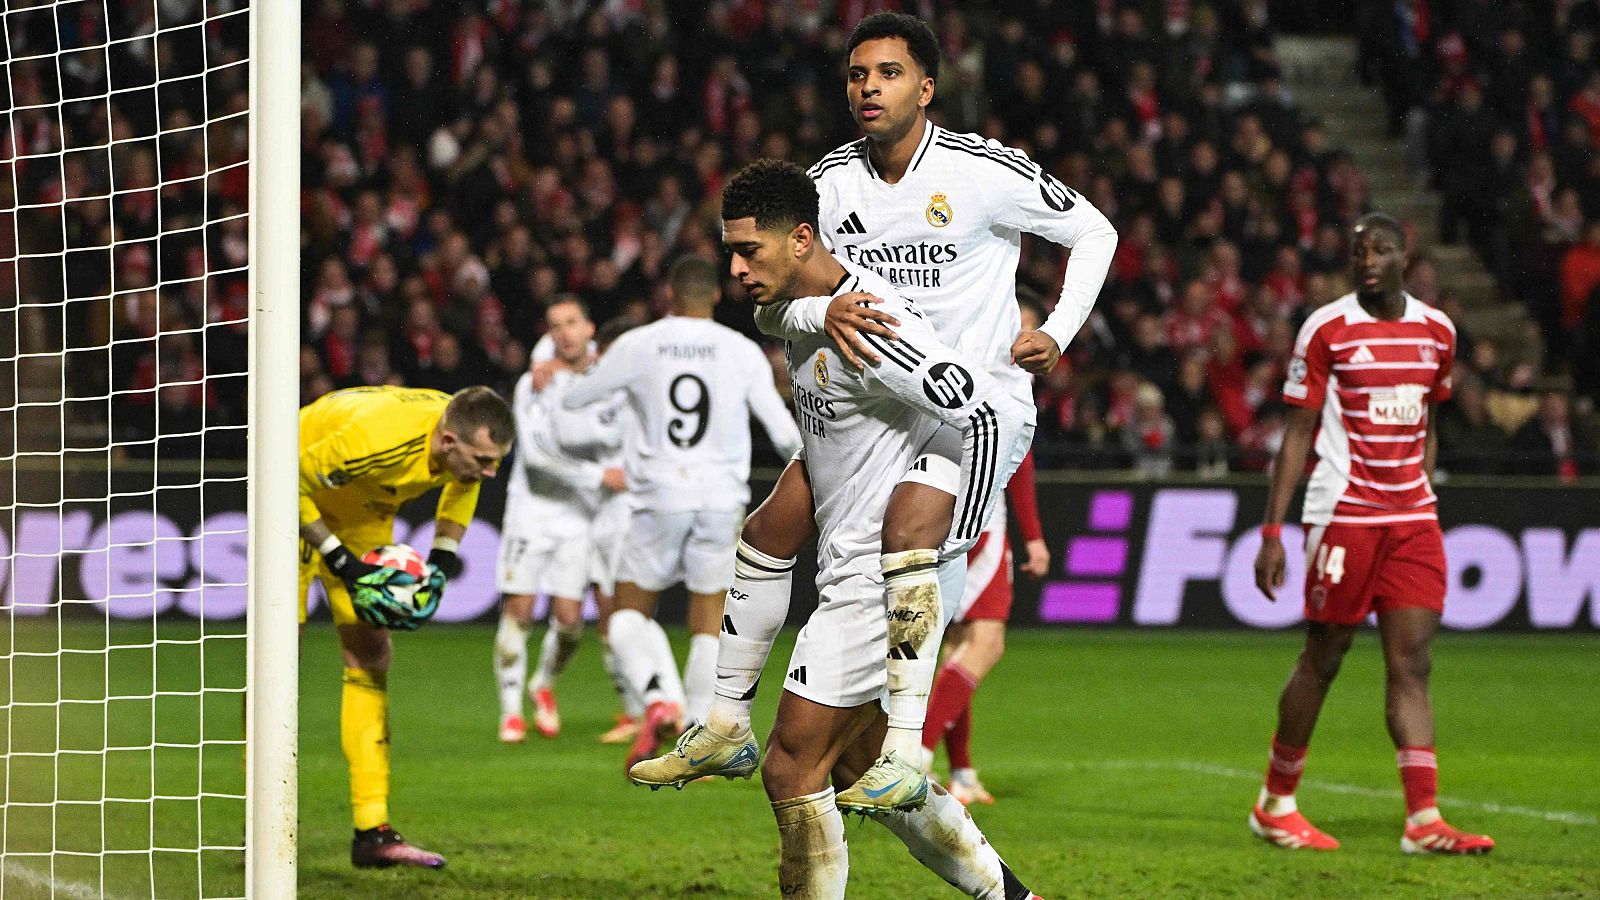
xmin=341 ymin=667 xmax=390 ymax=831
xmin=603 ymin=639 xmax=645 ymax=718
xmin=493 ymin=614 xmax=531 ymax=718
xmin=682 ymin=633 xmax=718 ymax=726
xmin=876 ymin=783 xmax=1028 ymax=900
xmin=881 ymin=549 xmax=946 ymax=761
xmin=773 ymin=787 xmax=848 ymax=900
xmin=922 ymin=662 xmax=979 ymax=756
xmin=530 ymin=618 xmax=584 ymax=693
xmin=707 ymin=540 xmax=793 ymax=738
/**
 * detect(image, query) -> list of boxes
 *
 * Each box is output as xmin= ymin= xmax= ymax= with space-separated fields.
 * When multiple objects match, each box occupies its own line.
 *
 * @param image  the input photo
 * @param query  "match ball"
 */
xmin=361 ymin=543 xmax=428 ymax=609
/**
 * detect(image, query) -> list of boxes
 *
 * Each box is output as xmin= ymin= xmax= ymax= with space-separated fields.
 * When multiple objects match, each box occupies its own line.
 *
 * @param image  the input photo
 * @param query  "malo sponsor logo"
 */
xmin=1368 ymin=384 xmax=1427 ymax=426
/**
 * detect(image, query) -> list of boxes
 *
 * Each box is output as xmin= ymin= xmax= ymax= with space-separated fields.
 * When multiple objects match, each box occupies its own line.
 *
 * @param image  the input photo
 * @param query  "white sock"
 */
xmin=881 ymin=549 xmax=946 ymax=761
xmin=493 ymin=614 xmax=531 ymax=718
xmin=1258 ymin=786 xmax=1297 ymax=815
xmin=683 ymin=633 xmax=719 ymax=726
xmin=603 ymin=639 xmax=645 ymax=718
xmin=773 ymin=787 xmax=848 ymax=900
xmin=707 ymin=540 xmax=794 ymax=737
xmin=876 ymin=784 xmax=1027 ymax=900
xmin=607 ymin=609 xmax=680 ymax=708
xmin=530 ymin=619 xmax=583 ymax=693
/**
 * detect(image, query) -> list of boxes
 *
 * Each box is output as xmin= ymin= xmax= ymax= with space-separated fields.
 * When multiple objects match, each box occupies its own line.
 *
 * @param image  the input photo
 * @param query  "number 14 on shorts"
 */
xmin=1314 ymin=543 xmax=1346 ymax=584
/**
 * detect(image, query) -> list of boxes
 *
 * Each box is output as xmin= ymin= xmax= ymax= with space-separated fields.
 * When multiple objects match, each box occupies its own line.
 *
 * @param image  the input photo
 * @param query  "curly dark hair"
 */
xmin=1353 ymin=212 xmax=1407 ymax=249
xmin=720 ymin=158 xmax=819 ymax=233
xmin=847 ymin=12 xmax=939 ymax=81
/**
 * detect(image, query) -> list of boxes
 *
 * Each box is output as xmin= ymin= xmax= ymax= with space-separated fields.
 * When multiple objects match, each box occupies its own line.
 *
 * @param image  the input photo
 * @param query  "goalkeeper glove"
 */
xmin=410 ymin=540 xmax=463 ymax=628
xmin=321 ymin=539 xmax=420 ymax=629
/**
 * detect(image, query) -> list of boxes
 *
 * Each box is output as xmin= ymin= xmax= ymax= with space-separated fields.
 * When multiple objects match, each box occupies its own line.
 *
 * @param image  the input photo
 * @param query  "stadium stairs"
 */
xmin=1277 ymin=36 xmax=1532 ymax=352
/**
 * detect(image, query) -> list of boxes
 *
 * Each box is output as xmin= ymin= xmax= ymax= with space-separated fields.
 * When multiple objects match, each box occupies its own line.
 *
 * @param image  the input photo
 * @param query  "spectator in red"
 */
xmin=1558 ymin=221 xmax=1600 ymax=332
xmin=1167 ymin=280 xmax=1231 ymax=355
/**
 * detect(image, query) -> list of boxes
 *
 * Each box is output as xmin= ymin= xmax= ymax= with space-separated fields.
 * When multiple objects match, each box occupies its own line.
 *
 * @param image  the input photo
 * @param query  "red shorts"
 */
xmin=957 ymin=528 xmax=1013 ymax=622
xmin=1302 ymin=519 xmax=1446 ymax=626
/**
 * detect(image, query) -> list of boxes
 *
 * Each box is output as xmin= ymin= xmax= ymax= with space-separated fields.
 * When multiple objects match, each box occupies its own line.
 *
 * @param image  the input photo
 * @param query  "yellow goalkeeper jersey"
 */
xmin=298 ymin=386 xmax=480 ymax=535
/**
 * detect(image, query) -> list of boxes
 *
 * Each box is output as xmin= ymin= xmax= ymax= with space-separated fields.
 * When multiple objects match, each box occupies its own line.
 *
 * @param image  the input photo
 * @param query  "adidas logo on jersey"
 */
xmin=836 ymin=212 xmax=866 ymax=235
xmin=787 ymin=666 xmax=808 ymax=685
xmin=1349 ymin=344 xmax=1377 ymax=364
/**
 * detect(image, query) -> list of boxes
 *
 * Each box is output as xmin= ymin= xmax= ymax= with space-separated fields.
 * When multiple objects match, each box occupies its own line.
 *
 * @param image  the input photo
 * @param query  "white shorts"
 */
xmin=899 ymin=419 xmax=1034 ymax=560
xmin=783 ymin=557 xmax=966 ymax=709
xmin=618 ymin=508 xmax=740 ymax=594
xmin=587 ymin=496 xmax=631 ymax=596
xmin=496 ymin=529 xmax=590 ymax=599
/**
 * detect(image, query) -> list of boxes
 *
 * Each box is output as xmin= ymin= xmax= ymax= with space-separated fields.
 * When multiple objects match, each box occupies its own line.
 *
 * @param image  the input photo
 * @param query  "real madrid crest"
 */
xmin=814 ymin=350 xmax=830 ymax=387
xmin=925 ymin=192 xmax=952 ymax=228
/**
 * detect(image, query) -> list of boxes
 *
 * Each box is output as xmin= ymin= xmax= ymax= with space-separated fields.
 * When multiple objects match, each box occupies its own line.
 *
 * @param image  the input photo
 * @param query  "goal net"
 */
xmin=1 ymin=1 xmax=296 ymax=896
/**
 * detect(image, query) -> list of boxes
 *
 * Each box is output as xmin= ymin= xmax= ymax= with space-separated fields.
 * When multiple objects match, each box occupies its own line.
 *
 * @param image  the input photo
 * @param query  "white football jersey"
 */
xmin=758 ymin=261 xmax=1031 ymax=586
xmin=504 ymin=369 xmax=622 ymax=533
xmin=792 ymin=122 xmax=1116 ymax=401
xmin=563 ymin=315 xmax=803 ymax=512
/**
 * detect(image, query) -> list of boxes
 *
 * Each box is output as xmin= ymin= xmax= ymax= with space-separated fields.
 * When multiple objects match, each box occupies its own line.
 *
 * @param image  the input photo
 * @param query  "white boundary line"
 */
xmin=3 ymin=861 xmax=113 ymax=900
xmin=1073 ymin=759 xmax=1597 ymax=826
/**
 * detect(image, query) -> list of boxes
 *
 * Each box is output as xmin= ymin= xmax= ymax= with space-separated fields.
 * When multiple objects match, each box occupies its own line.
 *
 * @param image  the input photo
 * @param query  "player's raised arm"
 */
xmin=561 ymin=333 xmax=640 ymax=409
xmin=988 ymin=145 xmax=1117 ymax=372
xmin=513 ymin=373 xmax=609 ymax=492
xmin=754 ymin=292 xmax=901 ymax=370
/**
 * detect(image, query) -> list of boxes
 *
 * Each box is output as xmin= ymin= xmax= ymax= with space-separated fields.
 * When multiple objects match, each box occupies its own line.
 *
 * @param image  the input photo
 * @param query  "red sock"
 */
xmin=1397 ymin=746 xmax=1438 ymax=814
xmin=1264 ymin=734 xmax=1308 ymax=797
xmin=921 ymin=663 xmax=978 ymax=754
xmin=946 ymin=703 xmax=973 ymax=770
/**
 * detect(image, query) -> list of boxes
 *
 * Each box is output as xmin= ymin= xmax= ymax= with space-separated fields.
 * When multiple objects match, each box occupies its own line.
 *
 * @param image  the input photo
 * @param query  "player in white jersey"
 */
xmin=492 ymin=297 xmax=632 ymax=743
xmin=684 ymin=11 xmax=1116 ymax=815
xmin=562 ymin=256 xmax=803 ymax=774
xmin=635 ymin=158 xmax=1041 ymax=900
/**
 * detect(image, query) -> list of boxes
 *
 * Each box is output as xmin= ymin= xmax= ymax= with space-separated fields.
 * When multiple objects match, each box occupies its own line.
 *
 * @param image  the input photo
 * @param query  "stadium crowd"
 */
xmin=4 ymin=0 xmax=1594 ymax=476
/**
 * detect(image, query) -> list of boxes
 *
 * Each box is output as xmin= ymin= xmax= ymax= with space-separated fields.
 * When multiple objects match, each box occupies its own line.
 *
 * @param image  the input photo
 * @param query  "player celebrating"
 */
xmin=562 ymin=256 xmax=802 ymax=773
xmin=493 ymin=296 xmax=628 ymax=743
xmin=299 ymin=384 xmax=515 ymax=869
xmin=642 ymin=158 xmax=1040 ymax=898
xmin=1250 ymin=214 xmax=1494 ymax=855
xmin=921 ymin=443 xmax=1048 ymax=804
xmin=682 ymin=11 xmax=1116 ymax=814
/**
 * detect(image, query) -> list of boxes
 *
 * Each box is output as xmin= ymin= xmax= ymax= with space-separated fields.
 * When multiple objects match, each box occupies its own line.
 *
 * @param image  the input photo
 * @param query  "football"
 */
xmin=361 ymin=543 xmax=428 ymax=609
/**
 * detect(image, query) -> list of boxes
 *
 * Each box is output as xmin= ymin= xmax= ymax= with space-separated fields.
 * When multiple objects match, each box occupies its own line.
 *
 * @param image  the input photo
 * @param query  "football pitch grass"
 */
xmin=3 ymin=623 xmax=1597 ymax=898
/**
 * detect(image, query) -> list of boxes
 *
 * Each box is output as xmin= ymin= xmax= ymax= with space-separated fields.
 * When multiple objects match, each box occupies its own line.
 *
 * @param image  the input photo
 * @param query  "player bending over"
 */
xmin=562 ymin=257 xmax=802 ymax=775
xmin=641 ymin=158 xmax=1041 ymax=898
xmin=299 ymin=385 xmax=514 ymax=869
xmin=658 ymin=11 xmax=1115 ymax=814
xmin=493 ymin=296 xmax=632 ymax=742
xmin=1250 ymin=214 xmax=1493 ymax=855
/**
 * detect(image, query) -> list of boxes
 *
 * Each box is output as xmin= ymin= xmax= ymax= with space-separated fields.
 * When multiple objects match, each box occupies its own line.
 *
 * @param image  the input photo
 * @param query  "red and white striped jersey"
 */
xmin=1282 ymin=293 xmax=1455 ymax=526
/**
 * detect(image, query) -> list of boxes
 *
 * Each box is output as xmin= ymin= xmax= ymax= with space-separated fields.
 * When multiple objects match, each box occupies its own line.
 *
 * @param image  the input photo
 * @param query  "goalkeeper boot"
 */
xmin=629 ymin=722 xmax=760 ymax=789
xmin=498 ymin=713 xmax=527 ymax=744
xmin=351 ymin=824 xmax=446 ymax=869
xmin=947 ymin=767 xmax=995 ymax=805
xmin=837 ymin=751 xmax=929 ymax=816
xmin=1401 ymin=815 xmax=1494 ymax=855
xmin=624 ymin=700 xmax=682 ymax=777
xmin=532 ymin=686 xmax=560 ymax=738
xmin=1249 ymin=804 xmax=1340 ymax=850
xmin=599 ymin=713 xmax=640 ymax=745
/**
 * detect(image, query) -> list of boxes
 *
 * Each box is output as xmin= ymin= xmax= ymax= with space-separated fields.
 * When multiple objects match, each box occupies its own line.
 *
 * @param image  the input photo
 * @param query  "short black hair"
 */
xmin=668 ymin=255 xmax=720 ymax=302
xmin=595 ymin=316 xmax=638 ymax=350
xmin=1353 ymin=212 xmax=1407 ymax=249
xmin=847 ymin=12 xmax=939 ymax=81
xmin=545 ymin=293 xmax=590 ymax=320
xmin=721 ymin=158 xmax=819 ymax=233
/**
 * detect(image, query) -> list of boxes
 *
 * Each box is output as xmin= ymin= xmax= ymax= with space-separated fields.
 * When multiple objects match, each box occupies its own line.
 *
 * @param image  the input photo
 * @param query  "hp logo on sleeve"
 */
xmin=923 ymin=362 xmax=976 ymax=409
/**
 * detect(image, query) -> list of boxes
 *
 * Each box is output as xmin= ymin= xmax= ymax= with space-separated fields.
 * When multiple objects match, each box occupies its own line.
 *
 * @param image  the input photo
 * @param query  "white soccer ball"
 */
xmin=360 ymin=543 xmax=428 ymax=609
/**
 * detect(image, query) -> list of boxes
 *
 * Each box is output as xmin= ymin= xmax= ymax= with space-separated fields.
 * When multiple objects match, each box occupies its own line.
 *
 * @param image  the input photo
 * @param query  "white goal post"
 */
xmin=246 ymin=0 xmax=298 ymax=896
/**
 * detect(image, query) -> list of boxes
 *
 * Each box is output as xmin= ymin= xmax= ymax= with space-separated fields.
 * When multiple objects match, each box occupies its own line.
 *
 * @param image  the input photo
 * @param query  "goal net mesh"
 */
xmin=2 ymin=1 xmax=252 ymax=896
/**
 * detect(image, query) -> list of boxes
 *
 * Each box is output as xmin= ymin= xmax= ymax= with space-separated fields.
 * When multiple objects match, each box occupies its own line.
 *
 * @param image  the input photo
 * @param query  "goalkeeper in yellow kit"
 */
xmin=299 ymin=385 xmax=515 ymax=869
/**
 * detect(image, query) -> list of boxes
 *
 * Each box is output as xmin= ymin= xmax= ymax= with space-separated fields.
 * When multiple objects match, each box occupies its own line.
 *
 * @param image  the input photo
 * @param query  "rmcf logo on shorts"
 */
xmin=1367 ymin=383 xmax=1427 ymax=426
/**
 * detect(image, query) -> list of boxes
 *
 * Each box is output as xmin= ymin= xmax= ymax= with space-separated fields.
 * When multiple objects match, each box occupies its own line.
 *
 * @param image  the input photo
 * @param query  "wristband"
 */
xmin=318 ymin=534 xmax=343 ymax=556
xmin=431 ymin=536 xmax=460 ymax=555
xmin=1261 ymin=524 xmax=1282 ymax=541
